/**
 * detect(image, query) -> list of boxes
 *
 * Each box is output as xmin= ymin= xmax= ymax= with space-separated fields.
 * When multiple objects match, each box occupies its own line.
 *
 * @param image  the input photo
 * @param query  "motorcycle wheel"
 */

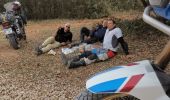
xmin=8 ymin=34 xmax=20 ymax=50
xmin=75 ymin=90 xmax=139 ymax=100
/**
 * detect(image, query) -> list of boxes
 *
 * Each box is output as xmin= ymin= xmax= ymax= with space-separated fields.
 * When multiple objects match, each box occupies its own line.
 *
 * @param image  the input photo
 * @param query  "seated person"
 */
xmin=80 ymin=19 xmax=108 ymax=44
xmin=69 ymin=19 xmax=107 ymax=48
xmin=36 ymin=23 xmax=72 ymax=56
xmin=66 ymin=18 xmax=129 ymax=68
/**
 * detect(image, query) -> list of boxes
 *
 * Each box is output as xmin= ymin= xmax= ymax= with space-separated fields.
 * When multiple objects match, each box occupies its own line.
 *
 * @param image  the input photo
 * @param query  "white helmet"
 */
xmin=13 ymin=1 xmax=21 ymax=6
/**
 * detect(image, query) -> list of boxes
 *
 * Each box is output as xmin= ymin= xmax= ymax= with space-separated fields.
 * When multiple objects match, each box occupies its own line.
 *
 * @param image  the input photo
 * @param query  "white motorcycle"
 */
xmin=75 ymin=0 xmax=170 ymax=100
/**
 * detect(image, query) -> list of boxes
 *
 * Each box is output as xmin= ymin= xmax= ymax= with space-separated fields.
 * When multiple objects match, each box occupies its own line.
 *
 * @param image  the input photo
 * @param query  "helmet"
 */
xmin=13 ymin=1 xmax=21 ymax=6
xmin=12 ymin=1 xmax=21 ymax=11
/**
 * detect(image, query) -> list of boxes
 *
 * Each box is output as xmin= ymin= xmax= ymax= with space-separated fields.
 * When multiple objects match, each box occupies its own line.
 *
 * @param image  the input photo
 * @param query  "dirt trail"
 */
xmin=0 ymin=14 xmax=170 ymax=99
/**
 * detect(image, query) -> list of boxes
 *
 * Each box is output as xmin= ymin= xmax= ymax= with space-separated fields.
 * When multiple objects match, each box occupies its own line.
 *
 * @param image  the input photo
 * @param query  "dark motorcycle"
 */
xmin=0 ymin=12 xmax=26 ymax=49
xmin=0 ymin=2 xmax=26 ymax=49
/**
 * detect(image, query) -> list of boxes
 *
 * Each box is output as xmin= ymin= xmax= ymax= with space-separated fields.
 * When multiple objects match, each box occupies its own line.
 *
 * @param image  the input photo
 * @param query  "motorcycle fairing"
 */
xmin=86 ymin=60 xmax=169 ymax=100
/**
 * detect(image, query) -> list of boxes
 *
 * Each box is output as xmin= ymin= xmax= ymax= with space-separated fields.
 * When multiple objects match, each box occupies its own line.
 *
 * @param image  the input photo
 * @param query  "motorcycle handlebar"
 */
xmin=143 ymin=6 xmax=170 ymax=36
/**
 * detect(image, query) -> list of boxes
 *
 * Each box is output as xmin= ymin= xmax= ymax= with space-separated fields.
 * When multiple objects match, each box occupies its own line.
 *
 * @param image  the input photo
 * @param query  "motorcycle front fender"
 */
xmin=86 ymin=60 xmax=169 ymax=100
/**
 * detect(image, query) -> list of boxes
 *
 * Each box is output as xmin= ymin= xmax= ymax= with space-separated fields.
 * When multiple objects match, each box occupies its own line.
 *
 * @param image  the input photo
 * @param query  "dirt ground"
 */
xmin=0 ymin=12 xmax=170 ymax=100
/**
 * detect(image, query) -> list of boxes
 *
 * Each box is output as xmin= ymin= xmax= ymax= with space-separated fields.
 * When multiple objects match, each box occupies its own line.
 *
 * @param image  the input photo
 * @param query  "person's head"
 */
xmin=64 ymin=23 xmax=70 ymax=32
xmin=12 ymin=1 xmax=21 ymax=11
xmin=102 ymin=19 xmax=108 ymax=28
xmin=13 ymin=1 xmax=21 ymax=6
xmin=81 ymin=27 xmax=90 ymax=36
xmin=107 ymin=18 xmax=116 ymax=30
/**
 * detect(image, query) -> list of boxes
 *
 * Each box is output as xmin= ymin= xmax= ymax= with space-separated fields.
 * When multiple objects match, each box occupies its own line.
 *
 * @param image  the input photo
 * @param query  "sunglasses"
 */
xmin=66 ymin=26 xmax=70 ymax=28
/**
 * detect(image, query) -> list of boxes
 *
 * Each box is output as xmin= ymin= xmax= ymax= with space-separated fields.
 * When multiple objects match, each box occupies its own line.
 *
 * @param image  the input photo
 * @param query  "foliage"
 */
xmin=0 ymin=0 xmax=144 ymax=20
xmin=112 ymin=17 xmax=163 ymax=36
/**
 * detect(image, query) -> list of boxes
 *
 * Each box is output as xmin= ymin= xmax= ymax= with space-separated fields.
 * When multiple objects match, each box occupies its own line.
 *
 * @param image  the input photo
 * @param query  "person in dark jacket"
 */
xmin=80 ymin=19 xmax=107 ymax=44
xmin=69 ymin=19 xmax=107 ymax=48
xmin=36 ymin=23 xmax=72 ymax=56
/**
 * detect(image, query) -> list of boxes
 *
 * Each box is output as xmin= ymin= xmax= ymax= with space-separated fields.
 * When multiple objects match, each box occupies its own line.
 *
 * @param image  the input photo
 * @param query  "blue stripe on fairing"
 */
xmin=88 ymin=77 xmax=127 ymax=93
xmin=88 ymin=66 xmax=123 ymax=80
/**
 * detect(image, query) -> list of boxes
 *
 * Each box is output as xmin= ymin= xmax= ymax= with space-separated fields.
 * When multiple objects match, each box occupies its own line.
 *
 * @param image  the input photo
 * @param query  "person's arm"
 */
xmin=118 ymin=37 xmax=129 ymax=55
xmin=54 ymin=28 xmax=64 ymax=42
xmin=62 ymin=32 xmax=72 ymax=46
xmin=90 ymin=27 xmax=96 ymax=38
xmin=54 ymin=30 xmax=59 ymax=39
xmin=114 ymin=28 xmax=129 ymax=55
xmin=61 ymin=42 xmax=67 ymax=46
xmin=84 ymin=35 xmax=91 ymax=40
xmin=68 ymin=32 xmax=72 ymax=42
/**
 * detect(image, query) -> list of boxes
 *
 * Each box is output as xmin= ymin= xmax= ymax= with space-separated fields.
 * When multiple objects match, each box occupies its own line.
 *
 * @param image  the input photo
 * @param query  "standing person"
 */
xmin=4 ymin=1 xmax=27 ymax=25
xmin=36 ymin=23 xmax=72 ymax=56
xmin=13 ymin=1 xmax=27 ymax=25
xmin=67 ymin=18 xmax=129 ymax=68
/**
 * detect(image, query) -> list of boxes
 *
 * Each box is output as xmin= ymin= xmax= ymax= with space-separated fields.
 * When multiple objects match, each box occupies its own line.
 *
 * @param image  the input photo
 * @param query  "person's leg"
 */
xmin=66 ymin=51 xmax=92 ymax=68
xmin=61 ymin=46 xmax=89 ymax=65
xmin=67 ymin=59 xmax=86 ymax=69
xmin=67 ymin=50 xmax=117 ymax=68
xmin=41 ymin=41 xmax=61 ymax=53
xmin=67 ymin=53 xmax=98 ymax=69
xmin=41 ymin=36 xmax=56 ymax=48
xmin=68 ymin=48 xmax=99 ymax=68
xmin=79 ymin=51 xmax=93 ymax=58
xmin=83 ymin=50 xmax=117 ymax=66
xmin=84 ymin=53 xmax=98 ymax=65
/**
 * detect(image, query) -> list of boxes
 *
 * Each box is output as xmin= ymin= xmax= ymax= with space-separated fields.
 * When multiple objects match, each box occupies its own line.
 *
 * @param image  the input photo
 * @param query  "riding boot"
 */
xmin=35 ymin=47 xmax=43 ymax=56
xmin=67 ymin=60 xmax=86 ymax=69
xmin=61 ymin=52 xmax=80 ymax=65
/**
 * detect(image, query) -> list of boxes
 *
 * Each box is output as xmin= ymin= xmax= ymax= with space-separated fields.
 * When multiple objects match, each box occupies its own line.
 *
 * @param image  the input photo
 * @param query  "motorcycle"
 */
xmin=75 ymin=0 xmax=170 ymax=100
xmin=0 ymin=2 xmax=26 ymax=49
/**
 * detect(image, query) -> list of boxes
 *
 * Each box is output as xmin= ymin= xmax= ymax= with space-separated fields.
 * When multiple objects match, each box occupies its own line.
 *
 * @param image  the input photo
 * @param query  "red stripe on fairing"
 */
xmin=120 ymin=74 xmax=144 ymax=92
xmin=126 ymin=63 xmax=139 ymax=66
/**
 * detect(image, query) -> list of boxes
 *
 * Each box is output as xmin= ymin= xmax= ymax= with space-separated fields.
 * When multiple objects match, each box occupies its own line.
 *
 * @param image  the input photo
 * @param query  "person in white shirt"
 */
xmin=67 ymin=18 xmax=129 ymax=68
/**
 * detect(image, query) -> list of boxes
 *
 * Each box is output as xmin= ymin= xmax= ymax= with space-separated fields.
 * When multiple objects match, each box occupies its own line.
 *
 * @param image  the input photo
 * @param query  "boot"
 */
xmin=35 ymin=47 xmax=43 ymax=56
xmin=37 ymin=49 xmax=43 ymax=56
xmin=61 ymin=52 xmax=80 ymax=65
xmin=67 ymin=60 xmax=86 ymax=69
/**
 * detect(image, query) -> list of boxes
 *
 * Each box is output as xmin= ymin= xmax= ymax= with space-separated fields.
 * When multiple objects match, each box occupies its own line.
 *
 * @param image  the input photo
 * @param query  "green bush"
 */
xmin=0 ymin=0 xmax=144 ymax=20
